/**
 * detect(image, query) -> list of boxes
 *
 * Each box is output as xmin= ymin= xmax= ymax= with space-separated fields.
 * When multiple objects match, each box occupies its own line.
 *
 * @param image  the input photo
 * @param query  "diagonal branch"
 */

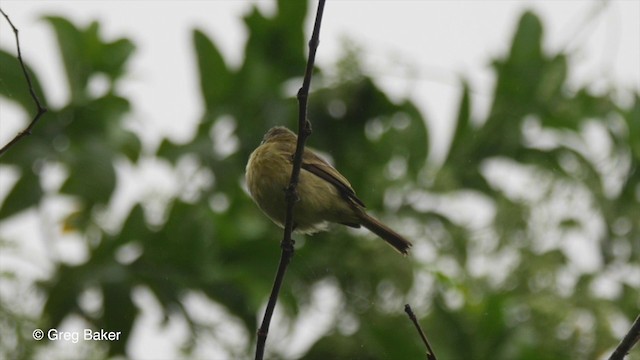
xmin=608 ymin=314 xmax=640 ymax=360
xmin=0 ymin=8 xmax=47 ymax=157
xmin=254 ymin=1 xmax=326 ymax=359
xmin=405 ymin=304 xmax=438 ymax=360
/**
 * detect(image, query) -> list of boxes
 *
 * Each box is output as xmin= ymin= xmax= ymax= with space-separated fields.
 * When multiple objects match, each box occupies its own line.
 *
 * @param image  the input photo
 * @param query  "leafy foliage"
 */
xmin=0 ymin=3 xmax=638 ymax=360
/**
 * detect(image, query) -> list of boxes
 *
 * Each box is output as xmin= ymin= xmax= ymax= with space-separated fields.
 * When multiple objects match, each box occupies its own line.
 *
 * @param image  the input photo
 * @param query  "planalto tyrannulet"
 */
xmin=245 ymin=126 xmax=412 ymax=255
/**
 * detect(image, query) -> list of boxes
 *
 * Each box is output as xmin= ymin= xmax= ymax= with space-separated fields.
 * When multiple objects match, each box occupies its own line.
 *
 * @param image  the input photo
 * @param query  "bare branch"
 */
xmin=0 ymin=8 xmax=47 ymax=157
xmin=254 ymin=1 xmax=326 ymax=359
xmin=405 ymin=304 xmax=438 ymax=360
xmin=609 ymin=314 xmax=640 ymax=360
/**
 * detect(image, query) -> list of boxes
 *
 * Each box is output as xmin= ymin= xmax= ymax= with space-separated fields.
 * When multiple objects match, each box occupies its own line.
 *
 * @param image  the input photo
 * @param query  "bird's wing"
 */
xmin=300 ymin=149 xmax=366 ymax=208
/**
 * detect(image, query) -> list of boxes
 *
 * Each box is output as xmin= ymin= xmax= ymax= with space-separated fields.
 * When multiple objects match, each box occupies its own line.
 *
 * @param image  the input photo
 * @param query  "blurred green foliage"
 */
xmin=1 ymin=1 xmax=638 ymax=359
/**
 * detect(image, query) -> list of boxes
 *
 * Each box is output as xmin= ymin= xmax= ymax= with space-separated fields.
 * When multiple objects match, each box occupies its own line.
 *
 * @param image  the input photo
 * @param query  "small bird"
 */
xmin=245 ymin=126 xmax=412 ymax=255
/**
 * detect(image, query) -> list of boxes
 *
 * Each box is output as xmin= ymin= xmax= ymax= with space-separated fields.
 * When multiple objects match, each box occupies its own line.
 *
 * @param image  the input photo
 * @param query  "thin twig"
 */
xmin=405 ymin=304 xmax=438 ymax=360
xmin=0 ymin=8 xmax=47 ymax=157
xmin=254 ymin=1 xmax=326 ymax=360
xmin=609 ymin=314 xmax=640 ymax=360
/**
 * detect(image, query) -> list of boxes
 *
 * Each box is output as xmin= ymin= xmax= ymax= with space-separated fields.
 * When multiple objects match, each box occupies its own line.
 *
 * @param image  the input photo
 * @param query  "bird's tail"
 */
xmin=358 ymin=212 xmax=412 ymax=255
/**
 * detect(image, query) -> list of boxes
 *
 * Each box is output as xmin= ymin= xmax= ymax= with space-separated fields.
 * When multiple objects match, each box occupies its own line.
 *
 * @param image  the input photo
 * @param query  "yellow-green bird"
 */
xmin=246 ymin=126 xmax=412 ymax=255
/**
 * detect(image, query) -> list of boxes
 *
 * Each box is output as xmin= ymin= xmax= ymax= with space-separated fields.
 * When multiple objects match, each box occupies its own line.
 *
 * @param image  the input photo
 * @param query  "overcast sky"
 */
xmin=1 ymin=1 xmax=638 ymax=160
xmin=0 ymin=1 xmax=638 ymax=358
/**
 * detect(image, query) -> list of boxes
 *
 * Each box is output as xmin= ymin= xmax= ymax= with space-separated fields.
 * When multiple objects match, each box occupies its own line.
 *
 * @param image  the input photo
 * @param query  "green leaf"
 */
xmin=627 ymin=94 xmax=640 ymax=160
xmin=509 ymin=12 xmax=543 ymax=65
xmin=43 ymin=16 xmax=89 ymax=100
xmin=193 ymin=29 xmax=232 ymax=112
xmin=243 ymin=1 xmax=306 ymax=78
xmin=101 ymin=282 xmax=136 ymax=356
xmin=446 ymin=81 xmax=472 ymax=166
xmin=41 ymin=264 xmax=85 ymax=328
xmin=94 ymin=36 xmax=135 ymax=80
xmin=60 ymin=141 xmax=116 ymax=205
xmin=0 ymin=169 xmax=43 ymax=219
xmin=0 ymin=49 xmax=47 ymax=111
xmin=490 ymin=11 xmax=545 ymax=121
xmin=43 ymin=16 xmax=134 ymax=102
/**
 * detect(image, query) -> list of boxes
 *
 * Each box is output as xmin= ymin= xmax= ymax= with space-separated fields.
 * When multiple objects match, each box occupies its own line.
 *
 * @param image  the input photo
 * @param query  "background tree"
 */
xmin=0 ymin=1 xmax=638 ymax=359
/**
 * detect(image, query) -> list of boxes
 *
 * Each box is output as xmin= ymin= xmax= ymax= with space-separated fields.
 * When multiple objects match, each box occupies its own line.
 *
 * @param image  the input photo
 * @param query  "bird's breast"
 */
xmin=246 ymin=145 xmax=292 ymax=225
xmin=246 ymin=143 xmax=358 ymax=233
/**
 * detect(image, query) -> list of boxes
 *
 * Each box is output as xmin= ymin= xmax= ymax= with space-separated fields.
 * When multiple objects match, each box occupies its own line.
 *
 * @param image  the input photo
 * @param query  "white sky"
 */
xmin=1 ymin=1 xmax=638 ymax=159
xmin=0 ymin=1 xmax=638 ymax=359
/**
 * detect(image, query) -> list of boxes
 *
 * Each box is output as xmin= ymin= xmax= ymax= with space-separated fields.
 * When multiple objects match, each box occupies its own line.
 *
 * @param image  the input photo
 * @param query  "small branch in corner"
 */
xmin=0 ymin=8 xmax=48 ymax=157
